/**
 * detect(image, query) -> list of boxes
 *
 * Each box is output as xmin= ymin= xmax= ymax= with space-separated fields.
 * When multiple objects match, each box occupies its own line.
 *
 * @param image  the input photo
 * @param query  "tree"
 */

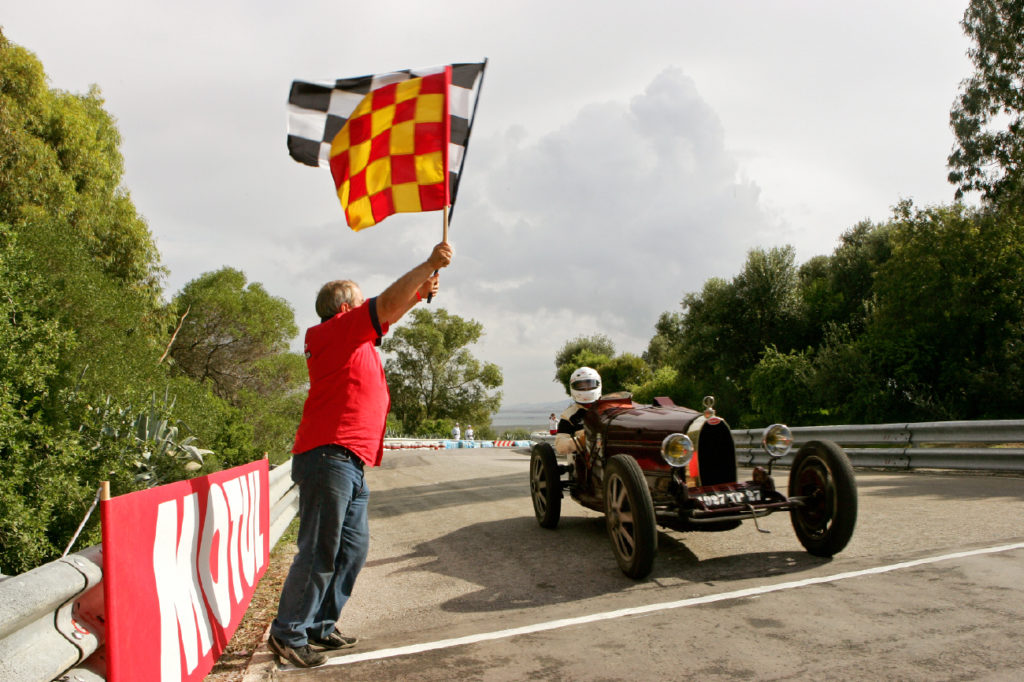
xmin=858 ymin=201 xmax=1024 ymax=419
xmin=628 ymin=367 xmax=684 ymax=404
xmin=0 ymin=34 xmax=179 ymax=573
xmin=553 ymin=333 xmax=616 ymax=390
xmin=597 ymin=353 xmax=652 ymax=394
xmin=0 ymin=33 xmax=261 ymax=572
xmin=948 ymin=0 xmax=1024 ymax=206
xmin=664 ymin=247 xmax=804 ymax=422
xmin=732 ymin=246 xmax=803 ymax=357
xmin=382 ymin=308 xmax=502 ymax=433
xmin=748 ymin=346 xmax=820 ymax=425
xmin=553 ymin=334 xmax=652 ymax=398
xmin=232 ymin=353 xmax=307 ymax=463
xmin=798 ymin=220 xmax=893 ymax=342
xmin=643 ymin=312 xmax=684 ymax=370
xmin=0 ymin=30 xmax=164 ymax=298
xmin=169 ymin=267 xmax=299 ymax=402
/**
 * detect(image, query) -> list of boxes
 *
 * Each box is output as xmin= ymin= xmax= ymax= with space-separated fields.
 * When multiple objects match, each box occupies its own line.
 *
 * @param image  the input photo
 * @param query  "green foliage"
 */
xmin=556 ymin=334 xmax=617 ymax=365
xmin=553 ymin=334 xmax=618 ymax=394
xmin=232 ymin=353 xmax=306 ymax=464
xmin=798 ymin=220 xmax=893 ymax=342
xmin=748 ymin=346 xmax=821 ymax=425
xmin=382 ymin=307 xmax=503 ymax=433
xmin=166 ymin=267 xmax=304 ymax=464
xmin=594 ymin=353 xmax=651 ymax=394
xmin=552 ymin=332 xmax=656 ymax=403
xmin=78 ymin=393 xmax=210 ymax=488
xmin=643 ymin=312 xmax=684 ymax=370
xmin=628 ymin=367 xmax=688 ymax=405
xmin=859 ymin=201 xmax=1024 ymax=419
xmin=659 ymin=246 xmax=804 ymax=422
xmin=385 ymin=412 xmax=404 ymax=437
xmin=948 ymin=0 xmax=1024 ymax=207
xmin=554 ymin=348 xmax=613 ymax=394
xmin=411 ymin=418 xmax=456 ymax=439
xmin=17 ymin=212 xmax=170 ymax=411
xmin=639 ymin=200 xmax=1024 ymax=428
xmin=0 ymin=32 xmax=292 ymax=573
xmin=0 ymin=31 xmax=163 ymax=298
xmin=169 ymin=267 xmax=299 ymax=401
xmin=0 ymin=223 xmax=82 ymax=572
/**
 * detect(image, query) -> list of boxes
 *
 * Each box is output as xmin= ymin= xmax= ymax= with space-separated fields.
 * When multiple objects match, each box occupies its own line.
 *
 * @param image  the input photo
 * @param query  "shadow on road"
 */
xmin=370 ymin=513 xmax=830 ymax=614
xmin=368 ymin=471 xmax=527 ymax=519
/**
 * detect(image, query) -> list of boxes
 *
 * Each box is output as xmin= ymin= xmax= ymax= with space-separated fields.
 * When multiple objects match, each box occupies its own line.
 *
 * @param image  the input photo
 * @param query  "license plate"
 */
xmin=694 ymin=488 xmax=762 ymax=508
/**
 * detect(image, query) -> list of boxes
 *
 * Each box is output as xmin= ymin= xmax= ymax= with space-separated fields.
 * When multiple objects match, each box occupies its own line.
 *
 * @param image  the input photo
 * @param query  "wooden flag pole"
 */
xmin=428 ymin=205 xmax=448 ymax=303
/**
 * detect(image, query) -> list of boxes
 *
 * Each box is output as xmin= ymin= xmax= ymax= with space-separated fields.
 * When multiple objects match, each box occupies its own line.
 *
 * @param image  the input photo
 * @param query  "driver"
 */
xmin=554 ymin=367 xmax=602 ymax=476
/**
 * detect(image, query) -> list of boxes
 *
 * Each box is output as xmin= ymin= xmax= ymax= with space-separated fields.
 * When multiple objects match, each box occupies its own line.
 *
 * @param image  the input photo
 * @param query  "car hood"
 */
xmin=591 ymin=399 xmax=703 ymax=437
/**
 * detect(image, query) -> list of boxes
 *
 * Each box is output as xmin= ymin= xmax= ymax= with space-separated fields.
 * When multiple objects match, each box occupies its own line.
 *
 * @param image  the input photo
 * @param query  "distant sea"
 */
xmin=492 ymin=399 xmax=571 ymax=429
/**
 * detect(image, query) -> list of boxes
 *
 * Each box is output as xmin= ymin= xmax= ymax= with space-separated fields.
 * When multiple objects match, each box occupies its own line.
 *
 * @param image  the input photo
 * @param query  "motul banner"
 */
xmin=101 ymin=459 xmax=270 ymax=681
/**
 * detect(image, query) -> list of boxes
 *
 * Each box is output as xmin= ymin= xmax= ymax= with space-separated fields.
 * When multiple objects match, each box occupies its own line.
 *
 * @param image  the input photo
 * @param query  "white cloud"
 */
xmin=457 ymin=67 xmax=771 ymax=332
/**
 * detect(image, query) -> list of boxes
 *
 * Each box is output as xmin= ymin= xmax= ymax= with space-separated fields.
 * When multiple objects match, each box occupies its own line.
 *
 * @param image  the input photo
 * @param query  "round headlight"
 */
xmin=762 ymin=423 xmax=793 ymax=459
xmin=661 ymin=433 xmax=694 ymax=468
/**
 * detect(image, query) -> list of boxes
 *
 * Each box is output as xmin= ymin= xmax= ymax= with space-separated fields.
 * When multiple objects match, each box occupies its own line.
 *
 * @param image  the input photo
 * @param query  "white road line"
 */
xmin=317 ymin=542 xmax=1024 ymax=668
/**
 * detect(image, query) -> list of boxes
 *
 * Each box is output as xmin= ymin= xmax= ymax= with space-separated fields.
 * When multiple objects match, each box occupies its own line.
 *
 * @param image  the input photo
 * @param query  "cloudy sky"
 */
xmin=5 ymin=0 xmax=974 ymax=407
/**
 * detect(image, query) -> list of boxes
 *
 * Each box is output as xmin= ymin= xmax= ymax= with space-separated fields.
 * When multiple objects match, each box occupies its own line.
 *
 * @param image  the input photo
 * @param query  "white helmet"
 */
xmin=569 ymin=366 xmax=601 ymax=404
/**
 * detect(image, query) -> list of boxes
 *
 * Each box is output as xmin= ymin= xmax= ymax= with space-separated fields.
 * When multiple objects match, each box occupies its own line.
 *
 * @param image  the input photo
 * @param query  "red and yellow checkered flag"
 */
xmin=328 ymin=67 xmax=451 ymax=230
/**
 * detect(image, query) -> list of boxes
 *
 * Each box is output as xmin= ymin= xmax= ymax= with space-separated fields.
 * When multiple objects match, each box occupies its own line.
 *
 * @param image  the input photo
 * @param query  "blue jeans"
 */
xmin=270 ymin=446 xmax=370 ymax=646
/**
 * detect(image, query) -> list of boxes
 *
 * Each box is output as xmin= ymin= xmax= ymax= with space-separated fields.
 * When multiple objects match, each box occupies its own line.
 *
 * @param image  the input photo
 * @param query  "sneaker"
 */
xmin=311 ymin=629 xmax=358 ymax=650
xmin=268 ymin=634 xmax=327 ymax=668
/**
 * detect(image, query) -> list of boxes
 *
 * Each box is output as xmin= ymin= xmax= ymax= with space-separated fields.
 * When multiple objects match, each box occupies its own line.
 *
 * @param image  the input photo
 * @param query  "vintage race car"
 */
xmin=529 ymin=394 xmax=857 ymax=579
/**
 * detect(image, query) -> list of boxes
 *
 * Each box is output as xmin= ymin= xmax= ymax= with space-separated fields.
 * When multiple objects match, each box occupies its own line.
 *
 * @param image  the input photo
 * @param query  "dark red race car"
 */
xmin=529 ymin=394 xmax=857 ymax=579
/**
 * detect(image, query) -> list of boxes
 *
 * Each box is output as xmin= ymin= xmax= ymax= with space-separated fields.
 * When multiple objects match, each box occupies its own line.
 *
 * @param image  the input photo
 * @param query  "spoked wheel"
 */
xmin=788 ymin=439 xmax=857 ymax=557
xmin=530 ymin=443 xmax=562 ymax=528
xmin=604 ymin=454 xmax=657 ymax=579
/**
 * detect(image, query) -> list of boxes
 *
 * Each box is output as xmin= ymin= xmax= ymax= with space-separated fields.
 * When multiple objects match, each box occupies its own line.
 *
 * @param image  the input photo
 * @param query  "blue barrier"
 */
xmin=428 ymin=440 xmax=534 ymax=449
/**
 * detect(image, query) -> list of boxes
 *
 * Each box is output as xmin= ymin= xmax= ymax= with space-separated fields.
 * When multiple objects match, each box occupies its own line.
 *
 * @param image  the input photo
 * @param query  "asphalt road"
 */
xmin=244 ymin=448 xmax=1024 ymax=681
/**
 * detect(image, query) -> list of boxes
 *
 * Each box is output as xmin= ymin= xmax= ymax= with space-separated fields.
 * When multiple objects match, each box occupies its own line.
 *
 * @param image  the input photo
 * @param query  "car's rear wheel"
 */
xmin=788 ymin=439 xmax=857 ymax=557
xmin=530 ymin=443 xmax=562 ymax=528
xmin=604 ymin=454 xmax=657 ymax=579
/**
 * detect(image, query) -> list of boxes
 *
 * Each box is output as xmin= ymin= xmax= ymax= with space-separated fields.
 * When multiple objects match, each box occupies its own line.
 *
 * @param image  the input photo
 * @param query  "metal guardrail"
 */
xmin=268 ymin=458 xmax=297 ymax=552
xmin=0 ymin=545 xmax=104 ymax=682
xmin=0 ymin=460 xmax=298 ymax=682
xmin=732 ymin=419 xmax=1024 ymax=472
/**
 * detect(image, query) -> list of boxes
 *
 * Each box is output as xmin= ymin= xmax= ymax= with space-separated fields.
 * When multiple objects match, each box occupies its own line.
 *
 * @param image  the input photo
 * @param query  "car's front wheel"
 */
xmin=788 ymin=439 xmax=857 ymax=557
xmin=530 ymin=443 xmax=562 ymax=528
xmin=604 ymin=454 xmax=657 ymax=579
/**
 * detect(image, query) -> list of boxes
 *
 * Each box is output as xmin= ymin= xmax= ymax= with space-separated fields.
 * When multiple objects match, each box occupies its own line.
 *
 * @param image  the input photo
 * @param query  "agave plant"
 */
xmin=83 ymin=391 xmax=213 ymax=488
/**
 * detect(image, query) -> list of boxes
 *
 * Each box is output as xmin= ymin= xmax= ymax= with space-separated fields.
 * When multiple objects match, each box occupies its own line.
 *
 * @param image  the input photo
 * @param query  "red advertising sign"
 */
xmin=101 ymin=459 xmax=270 ymax=681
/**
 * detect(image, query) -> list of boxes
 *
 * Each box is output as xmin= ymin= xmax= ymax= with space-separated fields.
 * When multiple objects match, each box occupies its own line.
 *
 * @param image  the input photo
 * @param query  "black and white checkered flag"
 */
xmin=287 ymin=60 xmax=487 ymax=213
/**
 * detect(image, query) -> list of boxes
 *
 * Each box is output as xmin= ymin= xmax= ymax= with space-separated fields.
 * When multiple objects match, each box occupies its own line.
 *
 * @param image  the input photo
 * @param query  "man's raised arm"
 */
xmin=376 ymin=242 xmax=453 ymax=325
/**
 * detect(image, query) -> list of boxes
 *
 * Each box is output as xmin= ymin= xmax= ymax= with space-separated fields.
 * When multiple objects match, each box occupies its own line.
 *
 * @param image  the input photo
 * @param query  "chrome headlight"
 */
xmin=661 ymin=433 xmax=695 ymax=468
xmin=762 ymin=423 xmax=793 ymax=459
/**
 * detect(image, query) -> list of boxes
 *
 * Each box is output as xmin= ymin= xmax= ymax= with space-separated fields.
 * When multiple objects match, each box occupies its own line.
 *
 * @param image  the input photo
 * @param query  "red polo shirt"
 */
xmin=291 ymin=297 xmax=391 ymax=466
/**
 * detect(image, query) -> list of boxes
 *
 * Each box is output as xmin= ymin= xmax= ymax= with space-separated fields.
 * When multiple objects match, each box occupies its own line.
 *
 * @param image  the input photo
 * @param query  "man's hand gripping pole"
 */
xmin=427 ymin=205 xmax=450 ymax=303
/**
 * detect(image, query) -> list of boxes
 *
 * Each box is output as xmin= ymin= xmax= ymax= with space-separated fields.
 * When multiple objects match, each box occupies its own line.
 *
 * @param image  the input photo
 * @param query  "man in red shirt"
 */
xmin=269 ymin=242 xmax=453 ymax=668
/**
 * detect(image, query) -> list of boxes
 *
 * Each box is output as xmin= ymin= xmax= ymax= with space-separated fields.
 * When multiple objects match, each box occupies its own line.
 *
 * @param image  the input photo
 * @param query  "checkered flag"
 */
xmin=287 ymin=61 xmax=487 ymax=216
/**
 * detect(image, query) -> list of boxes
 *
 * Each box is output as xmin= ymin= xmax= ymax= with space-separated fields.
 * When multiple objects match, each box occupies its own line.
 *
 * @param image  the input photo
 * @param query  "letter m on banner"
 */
xmin=101 ymin=459 xmax=270 ymax=681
